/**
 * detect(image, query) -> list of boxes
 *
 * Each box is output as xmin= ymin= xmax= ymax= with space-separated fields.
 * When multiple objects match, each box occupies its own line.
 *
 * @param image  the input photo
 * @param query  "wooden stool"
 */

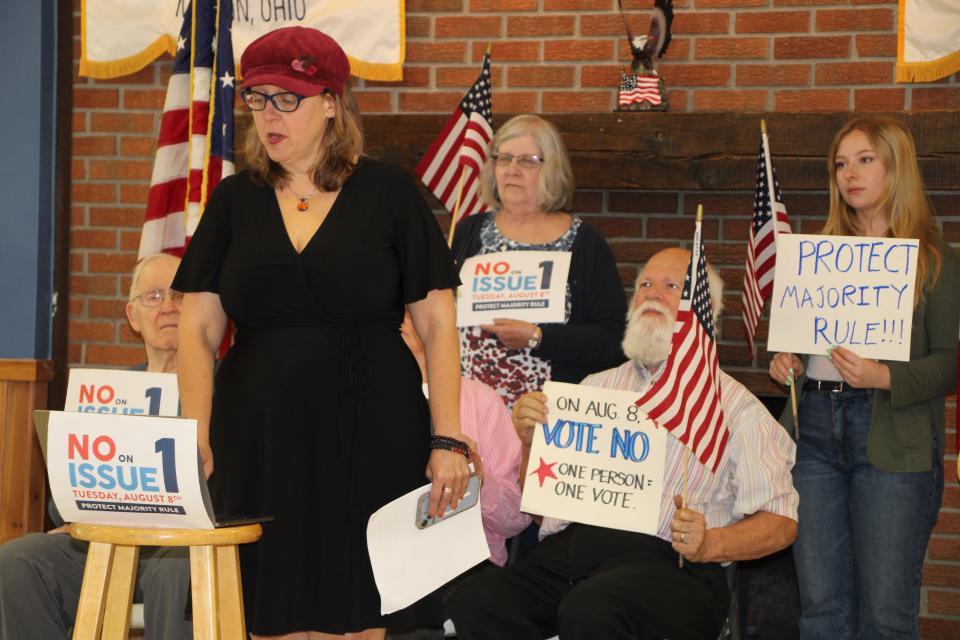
xmin=68 ymin=522 xmax=262 ymax=640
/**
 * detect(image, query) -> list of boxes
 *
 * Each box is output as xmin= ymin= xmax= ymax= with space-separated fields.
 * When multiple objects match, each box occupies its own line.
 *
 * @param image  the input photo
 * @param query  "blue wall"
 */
xmin=0 ymin=2 xmax=56 ymax=358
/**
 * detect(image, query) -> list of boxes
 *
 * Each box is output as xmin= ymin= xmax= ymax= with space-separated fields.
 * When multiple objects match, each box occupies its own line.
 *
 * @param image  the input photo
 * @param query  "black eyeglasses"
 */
xmin=490 ymin=152 xmax=545 ymax=169
xmin=241 ymin=89 xmax=309 ymax=112
xmin=133 ymin=288 xmax=184 ymax=307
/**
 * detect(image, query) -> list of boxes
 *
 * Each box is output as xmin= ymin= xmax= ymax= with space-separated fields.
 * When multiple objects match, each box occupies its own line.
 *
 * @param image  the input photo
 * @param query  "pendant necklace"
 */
xmin=290 ymin=185 xmax=318 ymax=211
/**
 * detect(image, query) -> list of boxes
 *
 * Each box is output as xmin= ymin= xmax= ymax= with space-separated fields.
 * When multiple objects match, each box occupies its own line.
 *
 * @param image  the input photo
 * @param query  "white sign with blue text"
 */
xmin=768 ymin=234 xmax=918 ymax=361
xmin=44 ymin=412 xmax=215 ymax=528
xmin=66 ymin=369 xmax=179 ymax=417
xmin=457 ymin=251 xmax=572 ymax=327
xmin=520 ymin=381 xmax=667 ymax=535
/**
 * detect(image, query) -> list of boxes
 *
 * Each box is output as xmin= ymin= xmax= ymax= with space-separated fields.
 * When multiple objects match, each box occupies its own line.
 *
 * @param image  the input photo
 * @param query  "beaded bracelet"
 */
xmin=430 ymin=435 xmax=471 ymax=459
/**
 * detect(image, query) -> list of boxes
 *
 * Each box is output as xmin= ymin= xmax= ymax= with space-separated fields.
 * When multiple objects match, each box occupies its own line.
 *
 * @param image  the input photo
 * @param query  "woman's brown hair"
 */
xmin=242 ymin=86 xmax=364 ymax=192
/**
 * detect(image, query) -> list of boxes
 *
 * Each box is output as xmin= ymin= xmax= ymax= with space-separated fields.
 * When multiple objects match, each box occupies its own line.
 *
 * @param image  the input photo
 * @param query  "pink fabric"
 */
xmin=460 ymin=377 xmax=531 ymax=566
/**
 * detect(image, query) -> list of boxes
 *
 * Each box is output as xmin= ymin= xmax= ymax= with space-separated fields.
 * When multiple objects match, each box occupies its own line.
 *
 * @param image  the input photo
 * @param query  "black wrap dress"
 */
xmin=172 ymin=159 xmax=460 ymax=634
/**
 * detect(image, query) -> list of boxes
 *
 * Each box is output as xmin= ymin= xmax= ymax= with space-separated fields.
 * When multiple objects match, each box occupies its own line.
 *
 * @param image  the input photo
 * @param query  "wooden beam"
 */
xmin=0 ymin=359 xmax=55 ymax=382
xmin=355 ymin=111 xmax=960 ymax=191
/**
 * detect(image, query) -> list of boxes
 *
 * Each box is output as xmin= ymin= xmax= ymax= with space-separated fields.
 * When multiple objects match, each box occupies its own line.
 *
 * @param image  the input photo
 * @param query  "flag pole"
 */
xmin=678 ymin=204 xmax=705 ymax=568
xmin=446 ymin=170 xmax=468 ymax=247
xmin=679 ymin=447 xmax=689 ymax=569
xmin=761 ymin=119 xmax=799 ymax=437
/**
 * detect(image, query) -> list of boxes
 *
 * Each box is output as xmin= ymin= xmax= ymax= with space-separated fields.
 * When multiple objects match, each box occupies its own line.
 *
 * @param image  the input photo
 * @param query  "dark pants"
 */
xmin=0 ymin=532 xmax=192 ymax=640
xmin=386 ymin=561 xmax=498 ymax=640
xmin=447 ymin=524 xmax=730 ymax=640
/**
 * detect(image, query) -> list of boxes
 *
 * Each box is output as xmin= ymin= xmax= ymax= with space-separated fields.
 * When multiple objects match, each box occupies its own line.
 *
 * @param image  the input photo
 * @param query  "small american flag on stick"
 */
xmin=741 ymin=122 xmax=792 ymax=357
xmin=416 ymin=54 xmax=493 ymax=235
xmin=635 ymin=209 xmax=728 ymax=472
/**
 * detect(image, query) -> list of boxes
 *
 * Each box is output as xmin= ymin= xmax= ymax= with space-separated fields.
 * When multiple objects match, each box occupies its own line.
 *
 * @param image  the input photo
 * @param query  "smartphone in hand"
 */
xmin=415 ymin=474 xmax=481 ymax=530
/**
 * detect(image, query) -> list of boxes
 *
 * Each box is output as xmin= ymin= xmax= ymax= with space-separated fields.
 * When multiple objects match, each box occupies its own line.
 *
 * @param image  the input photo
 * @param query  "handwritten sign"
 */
xmin=768 ymin=234 xmax=918 ymax=361
xmin=457 ymin=251 xmax=572 ymax=327
xmin=66 ymin=369 xmax=179 ymax=416
xmin=520 ymin=381 xmax=667 ymax=534
xmin=42 ymin=411 xmax=217 ymax=528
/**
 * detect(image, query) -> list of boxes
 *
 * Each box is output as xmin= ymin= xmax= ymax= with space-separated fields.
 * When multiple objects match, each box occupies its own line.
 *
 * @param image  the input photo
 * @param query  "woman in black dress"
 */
xmin=174 ymin=27 xmax=470 ymax=639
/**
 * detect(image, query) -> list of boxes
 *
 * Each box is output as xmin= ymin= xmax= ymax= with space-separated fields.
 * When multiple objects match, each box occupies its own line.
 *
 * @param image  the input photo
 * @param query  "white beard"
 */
xmin=622 ymin=302 xmax=675 ymax=368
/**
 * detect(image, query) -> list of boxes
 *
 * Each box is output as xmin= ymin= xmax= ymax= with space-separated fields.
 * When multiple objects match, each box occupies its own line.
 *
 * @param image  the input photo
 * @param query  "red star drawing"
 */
xmin=529 ymin=457 xmax=558 ymax=487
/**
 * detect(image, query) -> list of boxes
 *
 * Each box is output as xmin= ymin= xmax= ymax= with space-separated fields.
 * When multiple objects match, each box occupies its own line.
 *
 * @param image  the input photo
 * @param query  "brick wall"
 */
xmin=350 ymin=0 xmax=960 ymax=114
xmin=68 ymin=1 xmax=960 ymax=636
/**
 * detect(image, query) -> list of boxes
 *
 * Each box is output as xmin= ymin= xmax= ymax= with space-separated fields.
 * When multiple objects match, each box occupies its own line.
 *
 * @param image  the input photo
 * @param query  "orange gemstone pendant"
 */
xmin=296 ymin=199 xmax=309 ymax=212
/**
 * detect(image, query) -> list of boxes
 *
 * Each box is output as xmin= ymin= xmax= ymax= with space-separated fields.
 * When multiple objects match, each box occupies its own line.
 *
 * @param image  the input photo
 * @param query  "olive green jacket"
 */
xmin=781 ymin=237 xmax=960 ymax=472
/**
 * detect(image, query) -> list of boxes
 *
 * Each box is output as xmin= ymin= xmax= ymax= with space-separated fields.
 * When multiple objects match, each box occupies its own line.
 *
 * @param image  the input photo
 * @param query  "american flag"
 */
xmin=618 ymin=70 xmax=663 ymax=108
xmin=635 ymin=218 xmax=729 ymax=472
xmin=415 ymin=54 xmax=493 ymax=227
xmin=741 ymin=131 xmax=792 ymax=357
xmin=138 ymin=0 xmax=235 ymax=258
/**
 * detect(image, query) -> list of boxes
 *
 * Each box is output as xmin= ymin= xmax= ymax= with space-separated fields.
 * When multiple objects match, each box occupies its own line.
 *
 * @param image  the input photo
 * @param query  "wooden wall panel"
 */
xmin=356 ymin=111 xmax=960 ymax=191
xmin=0 ymin=359 xmax=54 ymax=543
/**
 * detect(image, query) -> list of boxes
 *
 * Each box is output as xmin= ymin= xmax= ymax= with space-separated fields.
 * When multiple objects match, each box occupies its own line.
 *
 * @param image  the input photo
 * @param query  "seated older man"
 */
xmin=447 ymin=247 xmax=799 ymax=640
xmin=0 ymin=253 xmax=192 ymax=640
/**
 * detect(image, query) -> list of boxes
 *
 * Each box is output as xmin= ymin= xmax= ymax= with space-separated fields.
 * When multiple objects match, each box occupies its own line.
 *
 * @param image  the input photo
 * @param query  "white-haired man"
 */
xmin=0 ymin=253 xmax=193 ymax=639
xmin=447 ymin=247 xmax=799 ymax=640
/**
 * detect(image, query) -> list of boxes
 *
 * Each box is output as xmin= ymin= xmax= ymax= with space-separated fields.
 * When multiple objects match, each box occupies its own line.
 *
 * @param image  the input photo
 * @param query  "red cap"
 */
xmin=239 ymin=26 xmax=350 ymax=97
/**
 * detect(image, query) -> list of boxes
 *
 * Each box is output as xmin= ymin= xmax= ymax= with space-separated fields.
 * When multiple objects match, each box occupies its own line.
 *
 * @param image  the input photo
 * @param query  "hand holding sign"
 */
xmin=828 ymin=345 xmax=892 ymax=390
xmin=512 ymin=391 xmax=549 ymax=447
xmin=479 ymin=318 xmax=539 ymax=350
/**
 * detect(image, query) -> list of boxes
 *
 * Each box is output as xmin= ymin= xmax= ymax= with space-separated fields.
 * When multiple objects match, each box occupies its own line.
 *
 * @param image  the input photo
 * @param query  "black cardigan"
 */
xmin=452 ymin=212 xmax=628 ymax=384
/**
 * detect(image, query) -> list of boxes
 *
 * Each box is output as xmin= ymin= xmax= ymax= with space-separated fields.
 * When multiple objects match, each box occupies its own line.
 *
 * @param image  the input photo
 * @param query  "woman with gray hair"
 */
xmin=452 ymin=114 xmax=626 ymax=408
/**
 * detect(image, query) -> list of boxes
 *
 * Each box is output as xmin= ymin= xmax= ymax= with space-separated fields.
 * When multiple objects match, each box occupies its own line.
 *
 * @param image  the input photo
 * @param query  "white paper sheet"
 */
xmin=367 ymin=482 xmax=489 ymax=614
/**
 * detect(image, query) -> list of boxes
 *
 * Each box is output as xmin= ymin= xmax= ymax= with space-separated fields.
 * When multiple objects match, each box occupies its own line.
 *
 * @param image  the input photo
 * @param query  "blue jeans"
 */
xmin=793 ymin=387 xmax=942 ymax=640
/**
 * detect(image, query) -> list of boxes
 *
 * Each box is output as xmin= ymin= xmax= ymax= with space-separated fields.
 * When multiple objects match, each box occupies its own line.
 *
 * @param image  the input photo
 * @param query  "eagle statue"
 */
xmin=629 ymin=0 xmax=674 ymax=73
xmin=616 ymin=0 xmax=674 ymax=112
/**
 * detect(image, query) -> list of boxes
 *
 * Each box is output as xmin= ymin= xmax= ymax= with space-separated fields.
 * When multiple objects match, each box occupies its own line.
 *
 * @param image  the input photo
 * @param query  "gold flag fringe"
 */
xmin=896 ymin=0 xmax=960 ymax=84
xmin=896 ymin=50 xmax=960 ymax=83
xmin=79 ymin=36 xmax=177 ymax=79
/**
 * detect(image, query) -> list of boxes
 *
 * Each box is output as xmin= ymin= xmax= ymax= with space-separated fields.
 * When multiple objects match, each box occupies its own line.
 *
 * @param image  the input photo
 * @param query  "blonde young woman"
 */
xmin=769 ymin=115 xmax=960 ymax=640
xmin=452 ymin=115 xmax=627 ymax=408
xmin=173 ymin=27 xmax=469 ymax=640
